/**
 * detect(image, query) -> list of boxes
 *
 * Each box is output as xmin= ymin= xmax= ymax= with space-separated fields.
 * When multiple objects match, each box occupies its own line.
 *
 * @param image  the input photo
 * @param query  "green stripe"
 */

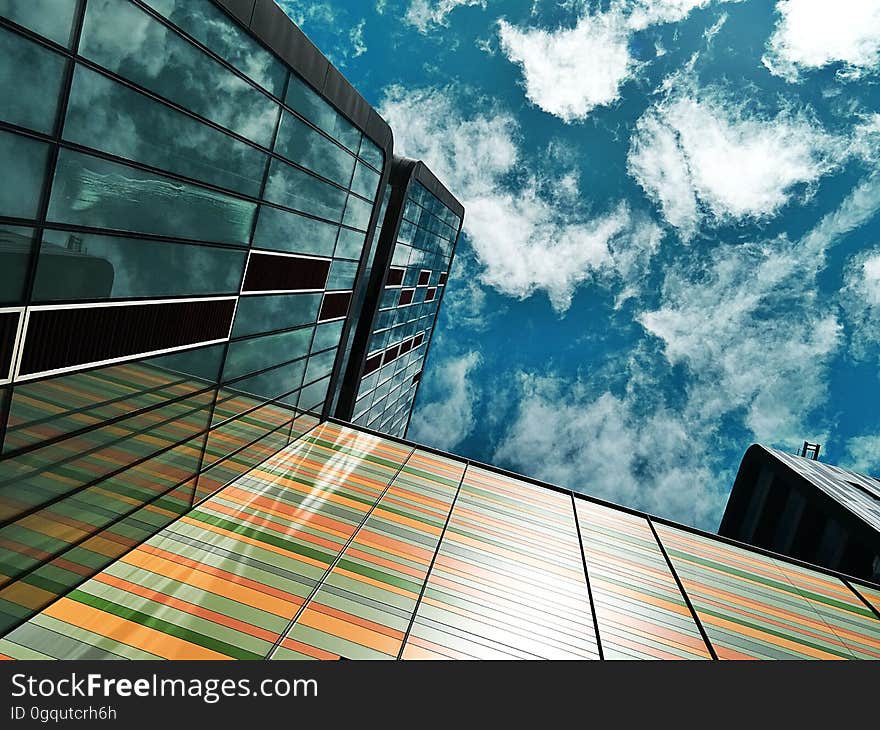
xmin=697 ymin=604 xmax=854 ymax=659
xmin=67 ymin=590 xmax=262 ymax=660
xmin=336 ymin=558 xmax=423 ymax=594
xmin=187 ymin=512 xmax=337 ymax=567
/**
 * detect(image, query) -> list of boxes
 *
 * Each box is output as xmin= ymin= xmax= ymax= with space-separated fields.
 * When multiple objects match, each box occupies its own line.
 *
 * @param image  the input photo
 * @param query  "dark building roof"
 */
xmin=720 ymin=445 xmax=880 ymax=581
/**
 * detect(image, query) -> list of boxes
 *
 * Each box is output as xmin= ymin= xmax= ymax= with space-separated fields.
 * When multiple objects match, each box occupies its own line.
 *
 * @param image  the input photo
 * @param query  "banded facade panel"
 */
xmin=401 ymin=466 xmax=600 ymax=659
xmin=18 ymin=299 xmax=236 ymax=378
xmin=273 ymin=450 xmax=463 ymax=659
xmin=654 ymin=524 xmax=875 ymax=659
xmin=772 ymin=560 xmax=880 ymax=659
xmin=574 ymin=501 xmax=712 ymax=659
xmin=0 ymin=389 xmax=215 ymax=523
xmin=2 ymin=362 xmax=206 ymax=454
xmin=0 ymin=423 xmax=410 ymax=659
xmin=852 ymin=582 xmax=880 ymax=616
xmin=0 ymin=477 xmax=198 ymax=634
xmin=1 ymin=424 xmax=878 ymax=661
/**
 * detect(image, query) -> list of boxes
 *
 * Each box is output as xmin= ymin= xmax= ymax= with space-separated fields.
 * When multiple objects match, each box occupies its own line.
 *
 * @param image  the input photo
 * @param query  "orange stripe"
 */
xmin=44 ymin=598 xmax=228 ymax=660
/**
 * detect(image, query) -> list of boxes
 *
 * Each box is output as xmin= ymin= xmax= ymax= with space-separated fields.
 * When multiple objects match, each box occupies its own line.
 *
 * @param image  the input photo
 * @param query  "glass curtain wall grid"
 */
xmin=336 ymin=157 xmax=464 ymax=439
xmin=0 ymin=0 xmax=392 ymax=635
xmin=0 ymin=419 xmax=877 ymax=660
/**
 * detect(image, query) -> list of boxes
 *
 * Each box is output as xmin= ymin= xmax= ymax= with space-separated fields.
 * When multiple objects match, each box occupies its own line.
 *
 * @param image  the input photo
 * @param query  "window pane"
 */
xmin=231 ymin=293 xmax=321 ymax=338
xmin=334 ymin=227 xmax=366 ymax=260
xmin=263 ymin=157 xmax=348 ymax=222
xmin=0 ymin=0 xmax=77 ymax=46
xmin=0 ymin=130 xmax=49 ymax=220
xmin=32 ymin=229 xmax=246 ymax=301
xmin=79 ymin=0 xmax=279 ymax=147
xmin=350 ymin=162 xmax=381 ymax=201
xmin=229 ymin=358 xmax=306 ymax=402
xmin=64 ymin=65 xmax=267 ymax=198
xmin=342 ymin=194 xmax=373 ymax=232
xmin=1 ymin=344 xmax=222 ymax=458
xmin=358 ymin=136 xmax=384 ymax=171
xmin=141 ymin=0 xmax=287 ymax=96
xmin=223 ymin=327 xmax=313 ymax=381
xmin=0 ymin=28 xmax=66 ymax=134
xmin=327 ymin=259 xmax=358 ymax=290
xmin=0 ymin=225 xmax=33 ymax=304
xmin=304 ymin=347 xmax=337 ymax=385
xmin=311 ymin=320 xmax=344 ymax=352
xmin=153 ymin=343 xmax=224 ymax=383
xmin=275 ymin=111 xmax=356 ymax=188
xmin=285 ymin=75 xmax=361 ymax=152
xmin=252 ymin=205 xmax=339 ymax=256
xmin=297 ymin=374 xmax=330 ymax=413
xmin=47 ymin=149 xmax=256 ymax=244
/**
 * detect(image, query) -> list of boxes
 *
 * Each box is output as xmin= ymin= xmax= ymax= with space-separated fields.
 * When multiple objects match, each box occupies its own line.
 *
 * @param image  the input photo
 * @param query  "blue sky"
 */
xmin=278 ymin=0 xmax=880 ymax=529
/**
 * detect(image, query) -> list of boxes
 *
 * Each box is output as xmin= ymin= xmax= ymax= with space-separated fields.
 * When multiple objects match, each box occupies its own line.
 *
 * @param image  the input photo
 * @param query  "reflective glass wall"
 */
xmin=1 ymin=420 xmax=877 ymax=660
xmin=0 ymin=0 xmax=386 ymax=634
xmin=351 ymin=179 xmax=461 ymax=438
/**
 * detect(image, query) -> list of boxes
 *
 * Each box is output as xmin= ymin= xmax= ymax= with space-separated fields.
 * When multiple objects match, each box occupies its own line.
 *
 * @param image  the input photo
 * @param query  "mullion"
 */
xmin=0 ymin=0 xmax=88 ymax=452
xmin=191 ymin=61 xmax=287 ymax=506
xmin=0 ymin=386 xmax=216 ymax=533
xmin=263 ymin=444 xmax=418 ymax=659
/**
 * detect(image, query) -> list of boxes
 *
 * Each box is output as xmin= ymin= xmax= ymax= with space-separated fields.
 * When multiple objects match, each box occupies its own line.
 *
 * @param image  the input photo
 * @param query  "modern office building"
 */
xmin=0 ymin=419 xmax=878 ymax=660
xmin=2 ymin=1 xmax=879 ymax=662
xmin=0 ymin=0 xmax=401 ymax=634
xmin=720 ymin=445 xmax=880 ymax=583
xmin=335 ymin=157 xmax=463 ymax=438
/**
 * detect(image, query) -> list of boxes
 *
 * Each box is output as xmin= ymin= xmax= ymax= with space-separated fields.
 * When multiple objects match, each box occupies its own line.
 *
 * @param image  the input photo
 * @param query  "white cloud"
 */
xmin=405 ymin=0 xmax=487 ymax=33
xmin=638 ymin=174 xmax=880 ymax=444
xmin=493 ymin=373 xmax=727 ymax=529
xmin=628 ymin=86 xmax=843 ymax=239
xmin=408 ymin=352 xmax=482 ymax=450
xmin=379 ymin=85 xmax=654 ymax=312
xmin=627 ymin=0 xmax=736 ymax=30
xmin=492 ymin=174 xmax=880 ymax=528
xmin=841 ymin=245 xmax=880 ymax=359
xmin=639 ymin=240 xmax=841 ymax=442
xmin=276 ymin=1 xmax=336 ymax=27
xmin=844 ymin=434 xmax=880 ymax=476
xmin=498 ymin=12 xmax=633 ymax=123
xmin=764 ymin=0 xmax=880 ymax=81
xmin=441 ymin=253 xmax=495 ymax=331
xmin=497 ymin=1 xmax=742 ymax=122
xmin=349 ymin=20 xmax=367 ymax=57
xmin=609 ymin=216 xmax=665 ymax=308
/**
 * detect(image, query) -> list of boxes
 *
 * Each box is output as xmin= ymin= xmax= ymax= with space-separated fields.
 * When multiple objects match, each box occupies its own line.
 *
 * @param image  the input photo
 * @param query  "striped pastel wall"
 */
xmin=772 ymin=560 xmax=880 ymax=659
xmin=0 ymin=423 xmax=878 ymax=660
xmin=0 ymin=422 xmax=409 ymax=659
xmin=852 ymin=583 xmax=880 ymax=616
xmin=273 ymin=450 xmax=463 ymax=659
xmin=575 ymin=500 xmax=712 ymax=659
xmin=400 ymin=466 xmax=600 ymax=659
xmin=0 ymin=477 xmax=198 ymax=635
xmin=654 ymin=523 xmax=880 ymax=659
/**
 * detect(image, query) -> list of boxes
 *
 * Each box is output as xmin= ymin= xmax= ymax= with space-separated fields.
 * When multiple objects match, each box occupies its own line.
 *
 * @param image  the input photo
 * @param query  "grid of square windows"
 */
xmin=0 ymin=0 xmax=386 ymax=635
xmin=352 ymin=181 xmax=461 ymax=438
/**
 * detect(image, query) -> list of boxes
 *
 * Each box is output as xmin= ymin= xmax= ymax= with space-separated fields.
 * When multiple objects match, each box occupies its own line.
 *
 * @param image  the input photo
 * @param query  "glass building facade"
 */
xmin=0 ymin=419 xmax=877 ymax=660
xmin=0 ymin=0 xmax=393 ymax=635
xmin=720 ymin=445 xmax=880 ymax=583
xmin=335 ymin=158 xmax=464 ymax=439
xmin=4 ymin=1 xmax=878 ymax=664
